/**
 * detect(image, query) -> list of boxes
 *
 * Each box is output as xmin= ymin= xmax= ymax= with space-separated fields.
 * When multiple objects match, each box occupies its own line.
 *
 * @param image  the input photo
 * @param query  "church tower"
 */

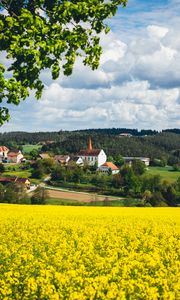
xmin=88 ymin=137 xmax=92 ymax=151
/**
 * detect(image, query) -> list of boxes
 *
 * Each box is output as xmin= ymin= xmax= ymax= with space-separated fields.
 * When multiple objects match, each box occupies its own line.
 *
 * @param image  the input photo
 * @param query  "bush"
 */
xmin=31 ymin=187 xmax=49 ymax=205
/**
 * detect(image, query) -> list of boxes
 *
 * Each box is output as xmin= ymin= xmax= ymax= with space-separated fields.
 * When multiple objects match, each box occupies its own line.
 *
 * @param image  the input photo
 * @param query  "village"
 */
xmin=0 ymin=135 xmax=179 ymax=208
xmin=0 ymin=138 xmax=150 ymax=191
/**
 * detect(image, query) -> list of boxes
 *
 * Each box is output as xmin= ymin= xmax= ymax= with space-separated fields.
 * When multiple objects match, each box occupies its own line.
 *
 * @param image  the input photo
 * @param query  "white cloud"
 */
xmin=1 ymin=1 xmax=180 ymax=131
xmin=147 ymin=25 xmax=169 ymax=39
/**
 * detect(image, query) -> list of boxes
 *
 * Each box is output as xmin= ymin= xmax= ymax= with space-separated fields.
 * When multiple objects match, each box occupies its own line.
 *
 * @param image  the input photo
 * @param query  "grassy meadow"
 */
xmin=22 ymin=144 xmax=42 ymax=154
xmin=145 ymin=166 xmax=180 ymax=183
xmin=46 ymin=197 xmax=142 ymax=207
xmin=0 ymin=205 xmax=179 ymax=299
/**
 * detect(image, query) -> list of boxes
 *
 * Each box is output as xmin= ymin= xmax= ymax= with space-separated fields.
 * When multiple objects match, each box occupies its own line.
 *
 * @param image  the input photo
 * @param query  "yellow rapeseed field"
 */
xmin=0 ymin=205 xmax=179 ymax=300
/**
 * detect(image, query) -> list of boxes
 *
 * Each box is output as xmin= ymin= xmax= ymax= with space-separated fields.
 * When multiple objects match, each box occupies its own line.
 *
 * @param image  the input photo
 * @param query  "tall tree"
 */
xmin=31 ymin=186 xmax=49 ymax=204
xmin=0 ymin=0 xmax=127 ymax=124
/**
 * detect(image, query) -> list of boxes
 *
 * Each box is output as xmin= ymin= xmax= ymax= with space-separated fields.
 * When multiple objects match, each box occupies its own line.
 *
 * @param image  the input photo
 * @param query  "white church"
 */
xmin=78 ymin=138 xmax=107 ymax=167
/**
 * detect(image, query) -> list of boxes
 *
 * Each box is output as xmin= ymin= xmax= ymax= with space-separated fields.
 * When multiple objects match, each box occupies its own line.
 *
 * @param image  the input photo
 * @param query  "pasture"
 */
xmin=145 ymin=166 xmax=180 ymax=183
xmin=22 ymin=144 xmax=42 ymax=153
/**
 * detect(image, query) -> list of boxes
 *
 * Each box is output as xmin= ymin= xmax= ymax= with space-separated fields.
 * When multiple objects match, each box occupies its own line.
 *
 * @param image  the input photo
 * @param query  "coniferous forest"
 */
xmin=0 ymin=129 xmax=179 ymax=165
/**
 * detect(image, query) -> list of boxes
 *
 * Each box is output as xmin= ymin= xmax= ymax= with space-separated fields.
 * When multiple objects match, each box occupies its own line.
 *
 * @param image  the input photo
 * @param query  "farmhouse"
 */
xmin=54 ymin=155 xmax=70 ymax=165
xmin=0 ymin=177 xmax=31 ymax=189
xmin=99 ymin=162 xmax=119 ymax=174
xmin=78 ymin=138 xmax=107 ymax=167
xmin=123 ymin=157 xmax=150 ymax=166
xmin=7 ymin=150 xmax=24 ymax=163
xmin=119 ymin=133 xmax=132 ymax=137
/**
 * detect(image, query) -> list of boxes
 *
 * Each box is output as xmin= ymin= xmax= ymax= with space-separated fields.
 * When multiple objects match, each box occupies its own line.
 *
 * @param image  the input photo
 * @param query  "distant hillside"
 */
xmin=0 ymin=129 xmax=180 ymax=163
xmin=0 ymin=128 xmax=179 ymax=144
xmin=42 ymin=132 xmax=180 ymax=162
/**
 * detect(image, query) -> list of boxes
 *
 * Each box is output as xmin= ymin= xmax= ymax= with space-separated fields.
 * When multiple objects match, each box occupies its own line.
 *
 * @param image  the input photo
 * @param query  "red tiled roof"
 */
xmin=0 ymin=146 xmax=9 ymax=152
xmin=7 ymin=152 xmax=20 ymax=157
xmin=0 ymin=177 xmax=30 ymax=184
xmin=0 ymin=177 xmax=16 ymax=183
xmin=16 ymin=178 xmax=30 ymax=184
xmin=101 ymin=162 xmax=119 ymax=170
xmin=78 ymin=149 xmax=101 ymax=156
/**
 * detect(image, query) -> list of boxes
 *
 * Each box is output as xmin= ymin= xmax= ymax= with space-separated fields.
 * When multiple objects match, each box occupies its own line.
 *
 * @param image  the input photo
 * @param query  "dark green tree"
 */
xmin=131 ymin=159 xmax=146 ymax=176
xmin=31 ymin=161 xmax=45 ymax=178
xmin=149 ymin=191 xmax=167 ymax=207
xmin=107 ymin=156 xmax=114 ymax=163
xmin=0 ymin=183 xmax=5 ymax=201
xmin=29 ymin=149 xmax=40 ymax=159
xmin=3 ymin=183 xmax=29 ymax=203
xmin=114 ymin=155 xmax=125 ymax=167
xmin=176 ymin=177 xmax=180 ymax=192
xmin=31 ymin=187 xmax=48 ymax=204
xmin=120 ymin=166 xmax=140 ymax=194
xmin=0 ymin=163 xmax=5 ymax=173
xmin=142 ymin=190 xmax=152 ymax=206
xmin=3 ymin=183 xmax=18 ymax=203
xmin=161 ymin=182 xmax=177 ymax=206
xmin=0 ymin=0 xmax=128 ymax=124
xmin=71 ymin=167 xmax=84 ymax=183
xmin=112 ymin=173 xmax=123 ymax=189
xmin=142 ymin=175 xmax=161 ymax=193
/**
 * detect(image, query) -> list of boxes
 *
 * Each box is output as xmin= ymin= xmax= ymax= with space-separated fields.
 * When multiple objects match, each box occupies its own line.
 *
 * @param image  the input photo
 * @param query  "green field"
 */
xmin=46 ymin=197 xmax=142 ymax=207
xmin=3 ymin=164 xmax=31 ymax=178
xmin=145 ymin=166 xmax=180 ymax=183
xmin=3 ymin=170 xmax=31 ymax=178
xmin=22 ymin=144 xmax=42 ymax=153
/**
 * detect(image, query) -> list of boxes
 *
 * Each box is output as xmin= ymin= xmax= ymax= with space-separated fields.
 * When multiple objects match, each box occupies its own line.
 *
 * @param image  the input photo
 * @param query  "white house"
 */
xmin=78 ymin=138 xmax=107 ymax=167
xmin=70 ymin=156 xmax=84 ymax=166
xmin=119 ymin=133 xmax=132 ymax=137
xmin=7 ymin=150 xmax=24 ymax=163
xmin=0 ymin=146 xmax=9 ymax=161
xmin=123 ymin=157 xmax=150 ymax=166
xmin=99 ymin=162 xmax=119 ymax=174
xmin=54 ymin=155 xmax=70 ymax=165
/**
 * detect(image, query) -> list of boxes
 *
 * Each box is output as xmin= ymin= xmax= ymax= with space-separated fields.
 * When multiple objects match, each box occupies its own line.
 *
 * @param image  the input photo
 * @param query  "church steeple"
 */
xmin=88 ymin=137 xmax=92 ymax=151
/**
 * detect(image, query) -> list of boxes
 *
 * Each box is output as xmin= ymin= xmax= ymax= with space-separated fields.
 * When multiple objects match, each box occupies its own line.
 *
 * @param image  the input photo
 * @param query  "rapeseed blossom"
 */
xmin=0 ymin=205 xmax=179 ymax=299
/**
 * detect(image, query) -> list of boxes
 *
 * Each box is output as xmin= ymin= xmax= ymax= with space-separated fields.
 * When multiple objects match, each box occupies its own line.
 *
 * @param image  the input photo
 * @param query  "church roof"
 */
xmin=78 ymin=149 xmax=102 ymax=156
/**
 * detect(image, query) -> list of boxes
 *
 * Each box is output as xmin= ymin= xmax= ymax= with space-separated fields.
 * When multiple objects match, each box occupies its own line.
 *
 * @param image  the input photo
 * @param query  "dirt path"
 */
xmin=47 ymin=189 xmax=121 ymax=203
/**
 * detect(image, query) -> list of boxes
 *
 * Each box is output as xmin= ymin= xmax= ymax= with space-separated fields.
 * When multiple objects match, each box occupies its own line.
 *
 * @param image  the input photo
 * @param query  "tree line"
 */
xmin=0 ymin=128 xmax=179 ymax=144
xmin=0 ymin=130 xmax=179 ymax=166
xmin=0 ymin=183 xmax=48 ymax=205
xmin=30 ymin=158 xmax=180 ymax=207
xmin=50 ymin=163 xmax=180 ymax=207
xmin=42 ymin=132 xmax=180 ymax=166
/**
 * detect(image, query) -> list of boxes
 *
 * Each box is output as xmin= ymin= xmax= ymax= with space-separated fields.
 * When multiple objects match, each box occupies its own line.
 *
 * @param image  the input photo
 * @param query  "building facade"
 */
xmin=78 ymin=138 xmax=107 ymax=167
xmin=98 ymin=162 xmax=119 ymax=174
xmin=0 ymin=146 xmax=9 ymax=162
xmin=123 ymin=157 xmax=150 ymax=166
xmin=7 ymin=151 xmax=24 ymax=163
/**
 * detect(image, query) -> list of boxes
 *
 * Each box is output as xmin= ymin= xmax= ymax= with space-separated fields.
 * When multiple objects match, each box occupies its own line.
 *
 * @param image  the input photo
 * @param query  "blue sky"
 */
xmin=1 ymin=0 xmax=180 ymax=132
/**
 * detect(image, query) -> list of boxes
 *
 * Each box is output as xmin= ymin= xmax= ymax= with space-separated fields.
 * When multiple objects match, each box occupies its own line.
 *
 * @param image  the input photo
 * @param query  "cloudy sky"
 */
xmin=1 ymin=0 xmax=180 ymax=132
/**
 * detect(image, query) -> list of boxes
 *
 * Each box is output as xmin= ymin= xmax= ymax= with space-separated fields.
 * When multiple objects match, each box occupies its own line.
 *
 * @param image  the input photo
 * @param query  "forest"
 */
xmin=0 ymin=129 xmax=180 ymax=166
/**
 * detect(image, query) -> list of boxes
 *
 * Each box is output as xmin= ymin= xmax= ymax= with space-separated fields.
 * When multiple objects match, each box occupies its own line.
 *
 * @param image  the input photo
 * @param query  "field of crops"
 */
xmin=0 ymin=205 xmax=179 ymax=299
